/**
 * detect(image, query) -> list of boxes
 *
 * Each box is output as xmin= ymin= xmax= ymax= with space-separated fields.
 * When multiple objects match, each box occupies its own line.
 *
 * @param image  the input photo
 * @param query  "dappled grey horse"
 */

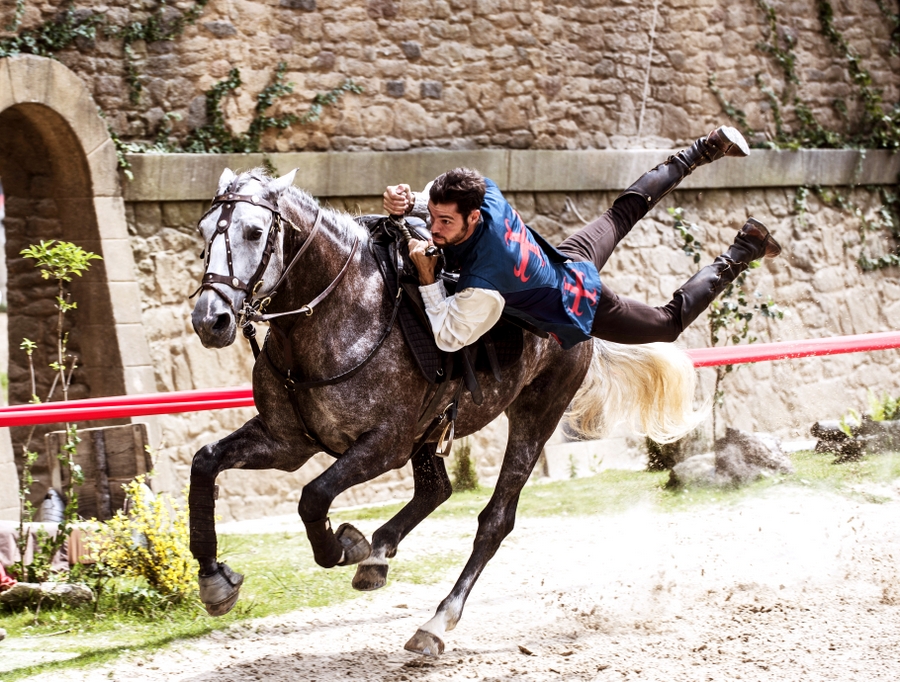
xmin=189 ymin=168 xmax=698 ymax=655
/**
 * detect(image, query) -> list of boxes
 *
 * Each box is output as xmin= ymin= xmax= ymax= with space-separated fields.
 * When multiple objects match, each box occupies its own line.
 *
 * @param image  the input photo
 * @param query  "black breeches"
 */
xmin=557 ymin=194 xmax=684 ymax=345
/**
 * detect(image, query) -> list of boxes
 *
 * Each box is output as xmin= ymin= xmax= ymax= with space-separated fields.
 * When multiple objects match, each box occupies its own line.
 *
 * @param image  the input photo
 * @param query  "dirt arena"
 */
xmin=21 ymin=482 xmax=900 ymax=681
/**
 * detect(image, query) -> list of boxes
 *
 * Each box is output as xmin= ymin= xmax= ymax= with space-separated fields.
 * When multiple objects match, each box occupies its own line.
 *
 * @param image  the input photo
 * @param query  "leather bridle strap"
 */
xmin=193 ymin=190 xmax=284 ymax=302
xmin=252 ymin=235 xmax=360 ymax=322
xmin=263 ymin=209 xmax=324 ymax=298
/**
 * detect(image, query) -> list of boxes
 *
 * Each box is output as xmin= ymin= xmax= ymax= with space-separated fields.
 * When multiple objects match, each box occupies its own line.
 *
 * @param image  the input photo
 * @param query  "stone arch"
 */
xmin=0 ymin=55 xmax=155 ymax=519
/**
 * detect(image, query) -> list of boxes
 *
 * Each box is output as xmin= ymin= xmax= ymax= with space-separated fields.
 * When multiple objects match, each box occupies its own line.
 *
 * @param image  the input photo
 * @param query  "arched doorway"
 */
xmin=0 ymin=55 xmax=155 ymax=520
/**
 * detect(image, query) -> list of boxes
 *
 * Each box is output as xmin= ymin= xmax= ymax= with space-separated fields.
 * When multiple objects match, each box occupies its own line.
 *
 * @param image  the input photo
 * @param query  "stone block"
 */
xmin=123 ymin=364 xmax=159 ymax=396
xmin=113 ymin=323 xmax=154 ymax=366
xmin=91 ymin=197 xmax=128 ymax=240
xmin=87 ymin=139 xmax=124 ymax=199
xmin=385 ymin=80 xmax=405 ymax=98
xmin=421 ymin=81 xmax=443 ymax=99
xmin=400 ymin=41 xmax=422 ymax=59
xmin=0 ymin=58 xmax=14 ymax=112
xmin=107 ymin=282 xmax=146 ymax=325
xmin=96 ymin=239 xmax=139 ymax=283
xmin=202 ymin=21 xmax=237 ymax=38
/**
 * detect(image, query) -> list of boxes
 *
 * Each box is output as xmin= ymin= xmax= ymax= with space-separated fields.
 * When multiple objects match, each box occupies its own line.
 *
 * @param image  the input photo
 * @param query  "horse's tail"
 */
xmin=567 ymin=340 xmax=708 ymax=444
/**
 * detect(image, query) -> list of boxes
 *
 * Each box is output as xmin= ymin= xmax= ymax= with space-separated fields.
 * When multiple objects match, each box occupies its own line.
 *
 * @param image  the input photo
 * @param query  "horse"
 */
xmin=188 ymin=167 xmax=700 ymax=656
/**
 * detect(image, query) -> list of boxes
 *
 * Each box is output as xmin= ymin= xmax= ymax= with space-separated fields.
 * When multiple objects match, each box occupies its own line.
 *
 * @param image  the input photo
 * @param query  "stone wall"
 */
xmin=2 ymin=0 xmax=899 ymax=520
xmin=3 ymin=0 xmax=897 ymax=151
xmin=123 ymin=149 xmax=900 ymax=520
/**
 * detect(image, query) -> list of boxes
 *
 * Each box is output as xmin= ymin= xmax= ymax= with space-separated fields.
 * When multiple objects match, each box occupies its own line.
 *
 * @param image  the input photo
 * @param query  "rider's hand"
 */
xmin=383 ymin=184 xmax=413 ymax=216
xmin=408 ymin=238 xmax=438 ymax=286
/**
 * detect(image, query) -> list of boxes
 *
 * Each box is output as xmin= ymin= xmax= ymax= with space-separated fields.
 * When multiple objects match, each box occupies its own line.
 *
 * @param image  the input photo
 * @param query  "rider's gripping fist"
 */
xmin=383 ymin=184 xmax=413 ymax=216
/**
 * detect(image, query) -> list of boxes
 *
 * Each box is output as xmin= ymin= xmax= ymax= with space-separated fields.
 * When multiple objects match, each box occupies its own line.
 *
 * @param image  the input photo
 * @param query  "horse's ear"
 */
xmin=268 ymin=168 xmax=298 ymax=195
xmin=216 ymin=168 xmax=237 ymax=195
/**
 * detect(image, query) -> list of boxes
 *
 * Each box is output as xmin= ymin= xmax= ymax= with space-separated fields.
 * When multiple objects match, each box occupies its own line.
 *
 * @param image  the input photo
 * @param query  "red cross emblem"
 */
xmin=504 ymin=216 xmax=545 ymax=283
xmin=563 ymin=270 xmax=598 ymax=317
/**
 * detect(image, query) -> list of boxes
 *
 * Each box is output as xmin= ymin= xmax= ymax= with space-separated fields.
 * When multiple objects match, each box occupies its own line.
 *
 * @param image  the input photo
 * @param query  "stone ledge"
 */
xmin=122 ymin=149 xmax=900 ymax=201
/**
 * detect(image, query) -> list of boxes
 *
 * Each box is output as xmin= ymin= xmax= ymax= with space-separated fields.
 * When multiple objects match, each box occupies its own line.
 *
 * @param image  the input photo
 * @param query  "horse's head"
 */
xmin=191 ymin=167 xmax=297 ymax=348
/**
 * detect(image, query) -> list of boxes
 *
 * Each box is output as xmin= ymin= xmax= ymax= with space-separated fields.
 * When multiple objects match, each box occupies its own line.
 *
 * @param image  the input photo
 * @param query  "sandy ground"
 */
xmin=17 ymin=482 xmax=900 ymax=681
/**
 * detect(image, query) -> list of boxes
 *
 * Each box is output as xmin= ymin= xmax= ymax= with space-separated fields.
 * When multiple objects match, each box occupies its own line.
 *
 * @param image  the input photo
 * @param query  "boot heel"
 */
xmin=706 ymin=126 xmax=750 ymax=158
xmin=741 ymin=217 xmax=781 ymax=259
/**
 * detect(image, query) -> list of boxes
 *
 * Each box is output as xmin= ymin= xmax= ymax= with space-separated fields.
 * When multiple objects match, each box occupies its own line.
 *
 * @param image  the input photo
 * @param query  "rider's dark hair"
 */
xmin=429 ymin=167 xmax=486 ymax=217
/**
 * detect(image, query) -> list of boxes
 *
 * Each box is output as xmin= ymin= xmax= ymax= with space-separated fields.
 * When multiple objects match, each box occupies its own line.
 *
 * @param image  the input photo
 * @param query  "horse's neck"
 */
xmin=265 ymin=204 xmax=391 ymax=374
xmin=276 ymin=201 xmax=377 ymax=323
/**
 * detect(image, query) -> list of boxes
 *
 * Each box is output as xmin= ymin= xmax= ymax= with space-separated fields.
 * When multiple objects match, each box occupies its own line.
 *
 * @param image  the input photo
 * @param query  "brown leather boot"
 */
xmin=617 ymin=126 xmax=750 ymax=211
xmin=675 ymin=217 xmax=780 ymax=331
xmin=737 ymin=217 xmax=782 ymax=259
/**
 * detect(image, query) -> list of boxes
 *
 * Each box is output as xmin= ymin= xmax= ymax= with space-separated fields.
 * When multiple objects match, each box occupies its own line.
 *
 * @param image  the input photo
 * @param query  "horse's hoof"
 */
xmin=198 ymin=563 xmax=244 ymax=617
xmin=335 ymin=523 xmax=372 ymax=566
xmin=352 ymin=561 xmax=389 ymax=591
xmin=404 ymin=629 xmax=445 ymax=657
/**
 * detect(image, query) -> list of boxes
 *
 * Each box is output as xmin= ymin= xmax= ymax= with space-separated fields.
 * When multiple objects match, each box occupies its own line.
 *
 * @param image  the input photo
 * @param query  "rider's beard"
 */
xmin=435 ymin=221 xmax=474 ymax=247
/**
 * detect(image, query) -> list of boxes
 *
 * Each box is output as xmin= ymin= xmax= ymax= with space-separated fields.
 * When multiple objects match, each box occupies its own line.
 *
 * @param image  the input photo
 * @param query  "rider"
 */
xmin=382 ymin=127 xmax=781 ymax=353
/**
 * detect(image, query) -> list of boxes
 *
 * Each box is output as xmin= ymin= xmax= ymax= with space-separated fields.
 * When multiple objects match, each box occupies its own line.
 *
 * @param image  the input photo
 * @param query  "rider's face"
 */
xmin=428 ymin=201 xmax=480 ymax=247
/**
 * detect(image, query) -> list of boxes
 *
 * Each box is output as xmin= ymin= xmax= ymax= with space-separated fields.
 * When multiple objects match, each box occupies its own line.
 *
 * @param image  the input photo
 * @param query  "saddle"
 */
xmin=359 ymin=215 xmax=527 ymax=405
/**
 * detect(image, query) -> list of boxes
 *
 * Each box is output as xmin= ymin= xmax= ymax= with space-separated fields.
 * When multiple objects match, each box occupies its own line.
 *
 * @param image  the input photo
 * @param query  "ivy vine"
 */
xmin=0 ymin=7 xmax=102 ymax=59
xmin=710 ymin=0 xmax=900 ymax=271
xmin=712 ymin=0 xmax=899 ymax=151
xmin=0 ymin=2 xmax=209 ymax=103
xmin=2 ymin=2 xmax=365 ymax=173
xmin=111 ymin=65 xmax=363 ymax=178
xmin=4 ymin=0 xmax=26 ymax=33
xmin=105 ymin=0 xmax=211 ymax=104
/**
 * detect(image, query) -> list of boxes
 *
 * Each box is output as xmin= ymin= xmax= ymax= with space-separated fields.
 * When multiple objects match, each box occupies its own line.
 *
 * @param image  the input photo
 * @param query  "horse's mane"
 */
xmin=231 ymin=169 xmax=368 ymax=245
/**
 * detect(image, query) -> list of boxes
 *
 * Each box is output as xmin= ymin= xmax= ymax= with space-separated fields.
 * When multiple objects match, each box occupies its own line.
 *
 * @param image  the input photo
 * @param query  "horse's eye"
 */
xmin=248 ymin=228 xmax=264 ymax=242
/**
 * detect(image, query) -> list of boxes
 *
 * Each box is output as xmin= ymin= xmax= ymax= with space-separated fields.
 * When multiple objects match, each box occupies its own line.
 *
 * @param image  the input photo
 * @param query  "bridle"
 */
xmin=192 ymin=185 xmax=359 ymax=329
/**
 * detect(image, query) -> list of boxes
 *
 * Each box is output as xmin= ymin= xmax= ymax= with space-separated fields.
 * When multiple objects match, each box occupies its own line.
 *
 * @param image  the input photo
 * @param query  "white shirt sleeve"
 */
xmin=419 ymin=280 xmax=505 ymax=352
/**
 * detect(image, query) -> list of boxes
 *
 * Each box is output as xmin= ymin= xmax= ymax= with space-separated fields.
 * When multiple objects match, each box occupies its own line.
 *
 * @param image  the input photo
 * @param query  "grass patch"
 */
xmin=341 ymin=450 xmax=900 ymax=522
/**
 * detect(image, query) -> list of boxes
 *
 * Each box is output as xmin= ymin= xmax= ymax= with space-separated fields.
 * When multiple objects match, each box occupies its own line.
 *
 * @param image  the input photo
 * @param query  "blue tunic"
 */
xmin=443 ymin=179 xmax=602 ymax=349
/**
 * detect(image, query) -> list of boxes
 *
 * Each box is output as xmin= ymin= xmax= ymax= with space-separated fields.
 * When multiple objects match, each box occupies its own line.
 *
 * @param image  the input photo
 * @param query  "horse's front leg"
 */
xmin=353 ymin=443 xmax=452 ymax=591
xmin=190 ymin=416 xmax=315 ymax=616
xmin=298 ymin=428 xmax=413 ymax=569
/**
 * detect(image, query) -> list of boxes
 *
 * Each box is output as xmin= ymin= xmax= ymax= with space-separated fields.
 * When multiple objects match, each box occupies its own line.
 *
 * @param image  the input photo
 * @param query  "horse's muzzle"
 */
xmin=191 ymin=302 xmax=237 ymax=348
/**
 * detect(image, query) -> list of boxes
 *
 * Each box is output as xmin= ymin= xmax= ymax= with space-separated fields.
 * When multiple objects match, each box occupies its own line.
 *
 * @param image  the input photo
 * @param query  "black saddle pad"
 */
xmin=360 ymin=216 xmax=525 ymax=384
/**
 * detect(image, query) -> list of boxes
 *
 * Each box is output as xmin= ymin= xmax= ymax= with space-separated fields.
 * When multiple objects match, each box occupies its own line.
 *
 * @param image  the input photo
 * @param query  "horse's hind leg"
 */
xmin=190 ymin=416 xmax=314 ymax=616
xmin=353 ymin=443 xmax=452 ymax=591
xmin=403 ymin=438 xmax=543 ymax=656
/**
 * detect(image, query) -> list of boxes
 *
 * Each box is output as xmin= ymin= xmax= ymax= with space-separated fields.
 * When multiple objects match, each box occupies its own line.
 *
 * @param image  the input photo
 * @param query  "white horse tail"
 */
xmin=567 ymin=340 xmax=708 ymax=444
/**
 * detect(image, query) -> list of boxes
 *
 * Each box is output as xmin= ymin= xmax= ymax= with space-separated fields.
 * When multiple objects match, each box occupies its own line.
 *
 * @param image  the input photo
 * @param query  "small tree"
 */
xmin=668 ymin=209 xmax=787 ymax=439
xmin=450 ymin=438 xmax=479 ymax=492
xmin=12 ymin=240 xmax=101 ymax=582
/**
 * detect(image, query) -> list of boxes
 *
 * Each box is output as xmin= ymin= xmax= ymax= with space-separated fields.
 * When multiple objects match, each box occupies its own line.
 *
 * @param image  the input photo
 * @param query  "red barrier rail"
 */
xmin=0 ymin=330 xmax=898 ymax=428
xmin=685 ymin=330 xmax=900 ymax=368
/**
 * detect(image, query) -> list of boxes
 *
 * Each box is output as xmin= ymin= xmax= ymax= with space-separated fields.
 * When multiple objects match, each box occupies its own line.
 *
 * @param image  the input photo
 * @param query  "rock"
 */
xmin=0 ymin=582 xmax=94 ymax=609
xmin=812 ymin=419 xmax=900 ymax=462
xmin=670 ymin=428 xmax=793 ymax=488
xmin=715 ymin=429 xmax=793 ymax=485
xmin=400 ymin=41 xmax=422 ymax=60
xmin=0 ymin=627 xmax=6 ymax=641
xmin=671 ymin=451 xmax=718 ymax=487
